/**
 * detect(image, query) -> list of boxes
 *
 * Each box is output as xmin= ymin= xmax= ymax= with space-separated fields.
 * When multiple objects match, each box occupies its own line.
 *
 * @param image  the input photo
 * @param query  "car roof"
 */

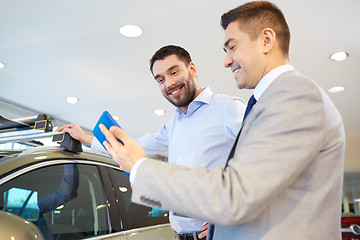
xmin=0 ymin=146 xmax=119 ymax=178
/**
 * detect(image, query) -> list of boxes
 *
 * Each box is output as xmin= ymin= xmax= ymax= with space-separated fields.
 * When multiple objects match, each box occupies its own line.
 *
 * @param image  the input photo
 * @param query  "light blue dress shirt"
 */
xmin=91 ymin=87 xmax=246 ymax=233
xmin=134 ymin=87 xmax=246 ymax=233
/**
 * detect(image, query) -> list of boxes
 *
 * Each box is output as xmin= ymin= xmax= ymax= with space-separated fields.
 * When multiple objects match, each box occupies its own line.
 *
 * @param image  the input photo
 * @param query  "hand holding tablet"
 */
xmin=93 ymin=111 xmax=130 ymax=177
xmin=93 ymin=111 xmax=124 ymax=149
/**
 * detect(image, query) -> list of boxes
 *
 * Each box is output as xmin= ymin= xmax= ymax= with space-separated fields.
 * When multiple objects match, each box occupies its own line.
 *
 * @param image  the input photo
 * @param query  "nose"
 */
xmin=165 ymin=76 xmax=175 ymax=88
xmin=224 ymin=53 xmax=233 ymax=69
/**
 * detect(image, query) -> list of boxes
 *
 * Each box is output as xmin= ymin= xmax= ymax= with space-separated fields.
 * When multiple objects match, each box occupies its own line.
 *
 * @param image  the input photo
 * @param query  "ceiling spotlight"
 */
xmin=119 ymin=25 xmax=143 ymax=38
xmin=329 ymin=52 xmax=349 ymax=62
xmin=0 ymin=62 xmax=5 ymax=69
xmin=66 ymin=96 xmax=79 ymax=104
xmin=328 ymin=86 xmax=345 ymax=93
xmin=154 ymin=109 xmax=165 ymax=116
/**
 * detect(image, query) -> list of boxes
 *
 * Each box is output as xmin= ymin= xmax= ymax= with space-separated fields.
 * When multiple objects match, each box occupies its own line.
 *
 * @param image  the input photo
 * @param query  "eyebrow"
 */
xmin=154 ymin=65 xmax=179 ymax=80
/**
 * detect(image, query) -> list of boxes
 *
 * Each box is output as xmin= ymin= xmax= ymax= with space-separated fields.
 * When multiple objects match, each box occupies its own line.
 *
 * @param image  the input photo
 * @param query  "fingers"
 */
xmin=58 ymin=124 xmax=74 ymax=136
xmin=103 ymin=140 xmax=115 ymax=159
xmin=57 ymin=124 xmax=70 ymax=132
xmin=198 ymin=230 xmax=207 ymax=239
xmin=198 ymin=223 xmax=208 ymax=239
xmin=58 ymin=123 xmax=76 ymax=132
xmin=100 ymin=124 xmax=123 ymax=149
xmin=57 ymin=123 xmax=93 ymax=144
xmin=100 ymin=124 xmax=126 ymax=170
xmin=100 ymin=124 xmax=146 ymax=173
xmin=202 ymin=223 xmax=208 ymax=231
xmin=109 ymin=126 xmax=128 ymax=143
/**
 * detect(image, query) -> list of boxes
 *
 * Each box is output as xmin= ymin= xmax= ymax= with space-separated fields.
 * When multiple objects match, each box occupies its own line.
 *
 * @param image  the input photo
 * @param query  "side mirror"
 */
xmin=0 ymin=211 xmax=45 ymax=240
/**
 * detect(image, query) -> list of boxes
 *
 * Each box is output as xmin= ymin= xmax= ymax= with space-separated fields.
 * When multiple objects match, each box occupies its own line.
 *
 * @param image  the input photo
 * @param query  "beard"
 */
xmin=163 ymin=73 xmax=197 ymax=108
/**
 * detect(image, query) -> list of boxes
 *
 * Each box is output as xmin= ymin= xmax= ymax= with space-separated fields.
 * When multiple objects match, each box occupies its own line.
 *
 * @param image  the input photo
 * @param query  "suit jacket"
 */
xmin=131 ymin=70 xmax=345 ymax=239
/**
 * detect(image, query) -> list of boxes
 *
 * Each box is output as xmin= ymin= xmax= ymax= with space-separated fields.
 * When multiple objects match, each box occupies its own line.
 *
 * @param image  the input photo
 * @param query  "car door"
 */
xmin=0 ymin=161 xmax=112 ymax=240
xmin=107 ymin=168 xmax=176 ymax=240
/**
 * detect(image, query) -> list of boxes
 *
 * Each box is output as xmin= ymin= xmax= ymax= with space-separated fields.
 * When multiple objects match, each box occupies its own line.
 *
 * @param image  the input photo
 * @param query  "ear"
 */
xmin=262 ymin=28 xmax=276 ymax=54
xmin=189 ymin=62 xmax=197 ymax=77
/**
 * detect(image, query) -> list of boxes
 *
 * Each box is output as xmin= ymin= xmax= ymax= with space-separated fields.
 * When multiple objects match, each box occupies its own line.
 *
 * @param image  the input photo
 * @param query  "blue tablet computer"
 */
xmin=93 ymin=111 xmax=129 ymax=177
xmin=93 ymin=111 xmax=123 ymax=148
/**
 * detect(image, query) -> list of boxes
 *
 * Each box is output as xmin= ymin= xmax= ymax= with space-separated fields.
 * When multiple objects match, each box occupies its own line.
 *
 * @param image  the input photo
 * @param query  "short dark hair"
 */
xmin=149 ymin=45 xmax=192 ymax=74
xmin=221 ymin=1 xmax=290 ymax=57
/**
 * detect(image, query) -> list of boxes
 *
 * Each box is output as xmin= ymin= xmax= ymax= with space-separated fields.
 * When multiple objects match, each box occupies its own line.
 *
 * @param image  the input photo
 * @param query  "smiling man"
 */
xmin=59 ymin=45 xmax=246 ymax=239
xmin=99 ymin=2 xmax=345 ymax=240
xmin=151 ymin=50 xmax=202 ymax=114
xmin=132 ymin=45 xmax=246 ymax=239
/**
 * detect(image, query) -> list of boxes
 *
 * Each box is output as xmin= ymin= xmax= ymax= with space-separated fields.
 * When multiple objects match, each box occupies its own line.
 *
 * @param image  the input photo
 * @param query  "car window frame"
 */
xmin=0 ymin=159 xmax=121 ymax=236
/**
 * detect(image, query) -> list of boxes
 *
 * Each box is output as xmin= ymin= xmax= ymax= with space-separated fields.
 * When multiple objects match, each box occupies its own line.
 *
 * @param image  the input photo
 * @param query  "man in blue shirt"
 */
xmin=59 ymin=45 xmax=245 ymax=239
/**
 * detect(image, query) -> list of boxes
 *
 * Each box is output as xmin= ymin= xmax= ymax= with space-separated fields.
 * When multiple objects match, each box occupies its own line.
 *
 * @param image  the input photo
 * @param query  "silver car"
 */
xmin=0 ymin=146 xmax=175 ymax=240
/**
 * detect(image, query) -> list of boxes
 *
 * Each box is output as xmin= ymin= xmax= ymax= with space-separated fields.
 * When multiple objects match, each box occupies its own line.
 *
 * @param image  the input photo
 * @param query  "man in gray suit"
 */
xmin=100 ymin=1 xmax=346 ymax=239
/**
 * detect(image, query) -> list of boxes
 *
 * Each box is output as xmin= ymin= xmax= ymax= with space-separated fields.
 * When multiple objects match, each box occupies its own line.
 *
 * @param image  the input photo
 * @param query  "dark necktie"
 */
xmin=226 ymin=95 xmax=257 ymax=162
xmin=207 ymin=95 xmax=258 ymax=240
xmin=243 ymin=95 xmax=257 ymax=121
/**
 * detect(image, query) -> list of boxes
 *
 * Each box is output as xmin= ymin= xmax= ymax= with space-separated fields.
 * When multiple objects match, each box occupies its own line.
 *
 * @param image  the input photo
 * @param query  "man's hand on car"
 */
xmin=58 ymin=123 xmax=93 ymax=145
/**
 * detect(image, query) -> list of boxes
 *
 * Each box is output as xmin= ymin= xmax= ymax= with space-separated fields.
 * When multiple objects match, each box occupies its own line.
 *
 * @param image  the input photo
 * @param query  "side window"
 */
xmin=0 ymin=164 xmax=109 ymax=240
xmin=109 ymin=168 xmax=169 ymax=229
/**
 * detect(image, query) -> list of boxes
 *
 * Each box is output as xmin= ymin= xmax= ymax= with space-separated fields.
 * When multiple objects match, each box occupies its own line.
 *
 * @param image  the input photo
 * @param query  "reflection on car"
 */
xmin=0 ymin=146 xmax=175 ymax=240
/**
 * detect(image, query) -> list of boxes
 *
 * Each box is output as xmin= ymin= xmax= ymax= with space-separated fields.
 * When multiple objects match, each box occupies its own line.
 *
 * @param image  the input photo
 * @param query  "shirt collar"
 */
xmin=253 ymin=64 xmax=294 ymax=101
xmin=176 ymin=87 xmax=212 ymax=115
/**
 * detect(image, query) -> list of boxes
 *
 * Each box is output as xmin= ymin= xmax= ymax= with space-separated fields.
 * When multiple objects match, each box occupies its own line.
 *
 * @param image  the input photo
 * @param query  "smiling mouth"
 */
xmin=233 ymin=67 xmax=241 ymax=74
xmin=168 ymin=86 xmax=182 ymax=95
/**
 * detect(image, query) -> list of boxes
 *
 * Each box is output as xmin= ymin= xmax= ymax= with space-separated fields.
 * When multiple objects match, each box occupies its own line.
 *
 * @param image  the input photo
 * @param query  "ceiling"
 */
xmin=0 ymin=0 xmax=359 ymax=181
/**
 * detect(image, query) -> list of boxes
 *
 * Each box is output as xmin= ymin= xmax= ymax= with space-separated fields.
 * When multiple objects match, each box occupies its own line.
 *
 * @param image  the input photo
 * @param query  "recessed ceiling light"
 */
xmin=328 ymin=86 xmax=345 ymax=93
xmin=0 ymin=62 xmax=5 ymax=69
xmin=66 ymin=96 xmax=79 ymax=104
xmin=119 ymin=25 xmax=143 ymax=38
xmin=329 ymin=52 xmax=349 ymax=61
xmin=154 ymin=109 xmax=165 ymax=116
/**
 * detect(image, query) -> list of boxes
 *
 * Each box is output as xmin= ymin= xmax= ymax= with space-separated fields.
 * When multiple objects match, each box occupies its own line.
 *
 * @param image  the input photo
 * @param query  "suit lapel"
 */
xmin=226 ymin=70 xmax=299 ymax=164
